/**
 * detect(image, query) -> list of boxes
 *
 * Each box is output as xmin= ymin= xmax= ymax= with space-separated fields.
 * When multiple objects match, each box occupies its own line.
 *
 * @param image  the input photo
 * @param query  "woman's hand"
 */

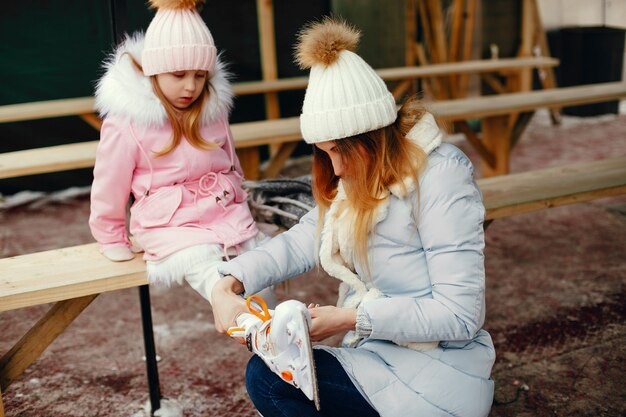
xmin=211 ymin=275 xmax=247 ymax=333
xmin=308 ymin=305 xmax=356 ymax=342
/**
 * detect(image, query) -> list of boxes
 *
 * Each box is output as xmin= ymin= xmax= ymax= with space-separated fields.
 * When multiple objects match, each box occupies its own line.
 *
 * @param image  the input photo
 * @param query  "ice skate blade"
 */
xmin=299 ymin=309 xmax=320 ymax=411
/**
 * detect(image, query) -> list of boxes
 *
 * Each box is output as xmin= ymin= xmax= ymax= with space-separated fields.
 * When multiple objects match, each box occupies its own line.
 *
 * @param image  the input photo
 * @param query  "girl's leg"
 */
xmin=183 ymin=233 xmax=276 ymax=307
xmin=246 ymin=349 xmax=379 ymax=417
xmin=185 ymin=255 xmax=222 ymax=304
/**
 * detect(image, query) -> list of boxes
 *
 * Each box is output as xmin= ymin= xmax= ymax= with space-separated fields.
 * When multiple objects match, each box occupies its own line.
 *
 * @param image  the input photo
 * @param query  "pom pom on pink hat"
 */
xmin=142 ymin=0 xmax=216 ymax=76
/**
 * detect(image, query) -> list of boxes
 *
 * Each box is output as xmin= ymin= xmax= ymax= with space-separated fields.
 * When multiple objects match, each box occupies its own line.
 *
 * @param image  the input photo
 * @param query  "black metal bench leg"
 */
xmin=139 ymin=285 xmax=161 ymax=415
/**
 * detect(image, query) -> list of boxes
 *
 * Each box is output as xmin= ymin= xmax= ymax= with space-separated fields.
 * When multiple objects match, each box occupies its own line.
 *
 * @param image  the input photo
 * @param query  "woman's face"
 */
xmin=315 ymin=140 xmax=345 ymax=177
xmin=156 ymin=70 xmax=207 ymax=110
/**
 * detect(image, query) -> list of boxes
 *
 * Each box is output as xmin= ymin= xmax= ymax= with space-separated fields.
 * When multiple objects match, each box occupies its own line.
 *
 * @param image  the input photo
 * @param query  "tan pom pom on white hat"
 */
xmin=295 ymin=17 xmax=397 ymax=144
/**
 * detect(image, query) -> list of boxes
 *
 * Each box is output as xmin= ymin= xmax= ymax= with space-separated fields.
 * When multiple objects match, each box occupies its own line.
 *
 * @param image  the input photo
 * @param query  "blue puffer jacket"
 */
xmin=219 ymin=116 xmax=495 ymax=417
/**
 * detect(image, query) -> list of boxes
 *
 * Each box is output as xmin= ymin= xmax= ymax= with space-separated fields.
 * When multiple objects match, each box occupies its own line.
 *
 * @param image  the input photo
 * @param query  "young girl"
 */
xmin=89 ymin=0 xmax=270 ymax=305
xmin=212 ymin=18 xmax=495 ymax=417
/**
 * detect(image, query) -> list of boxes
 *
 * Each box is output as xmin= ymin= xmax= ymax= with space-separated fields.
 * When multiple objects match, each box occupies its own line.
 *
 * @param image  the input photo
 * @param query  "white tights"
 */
xmin=146 ymin=233 xmax=276 ymax=307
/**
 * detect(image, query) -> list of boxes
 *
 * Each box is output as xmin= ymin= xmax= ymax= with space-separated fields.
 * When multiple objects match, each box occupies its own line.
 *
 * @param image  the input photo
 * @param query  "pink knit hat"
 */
xmin=142 ymin=0 xmax=217 ymax=76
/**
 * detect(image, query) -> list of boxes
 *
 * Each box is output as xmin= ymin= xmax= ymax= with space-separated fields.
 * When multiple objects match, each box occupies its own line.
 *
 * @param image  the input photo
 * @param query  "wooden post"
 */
xmin=417 ymin=0 xmax=434 ymax=59
xmin=0 ymin=384 xmax=4 ymax=417
xmin=406 ymin=0 xmax=417 ymax=66
xmin=404 ymin=0 xmax=418 ymax=97
xmin=262 ymin=141 xmax=300 ymax=179
xmin=0 ymin=295 xmax=97 ymax=391
xmin=505 ymin=0 xmax=535 ymax=131
xmin=79 ymin=113 xmax=103 ymax=131
xmin=417 ymin=0 xmax=447 ymax=98
xmin=415 ymin=43 xmax=439 ymax=98
xmin=454 ymin=121 xmax=495 ymax=168
xmin=236 ymin=148 xmax=261 ymax=180
xmin=256 ymin=0 xmax=283 ymax=179
xmin=449 ymin=0 xmax=465 ymax=97
xmin=449 ymin=0 xmax=464 ymax=64
xmin=481 ymin=115 xmax=511 ymax=177
xmin=529 ymin=0 xmax=561 ymax=124
xmin=256 ymin=0 xmax=280 ymax=120
xmin=516 ymin=0 xmax=535 ymax=92
xmin=530 ymin=0 xmax=558 ymax=92
xmin=427 ymin=0 xmax=451 ymax=98
xmin=427 ymin=0 xmax=448 ymax=64
xmin=457 ymin=0 xmax=477 ymax=97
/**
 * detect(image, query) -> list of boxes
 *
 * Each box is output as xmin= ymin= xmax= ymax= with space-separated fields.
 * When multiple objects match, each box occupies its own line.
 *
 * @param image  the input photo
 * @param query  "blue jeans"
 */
xmin=246 ymin=349 xmax=380 ymax=417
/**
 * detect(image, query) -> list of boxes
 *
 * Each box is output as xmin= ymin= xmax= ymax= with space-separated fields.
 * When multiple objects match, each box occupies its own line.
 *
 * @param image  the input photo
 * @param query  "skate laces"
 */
xmin=226 ymin=296 xmax=273 ymax=349
xmin=245 ymin=295 xmax=272 ymax=322
xmin=227 ymin=296 xmax=271 ymax=334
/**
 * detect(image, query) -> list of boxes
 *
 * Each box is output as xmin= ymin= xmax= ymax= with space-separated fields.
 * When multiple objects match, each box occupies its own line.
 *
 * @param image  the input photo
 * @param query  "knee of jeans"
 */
xmin=245 ymin=355 xmax=270 ymax=396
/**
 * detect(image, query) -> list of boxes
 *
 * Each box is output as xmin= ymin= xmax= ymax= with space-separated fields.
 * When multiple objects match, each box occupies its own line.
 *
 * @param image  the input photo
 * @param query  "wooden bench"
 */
xmin=0 ymin=245 xmax=149 ymax=417
xmin=2 ymin=81 xmax=624 ymax=182
xmin=480 ymin=156 xmax=626 ymax=222
xmin=0 ymin=57 xmax=559 ymax=179
xmin=2 ymin=155 xmax=626 ymax=416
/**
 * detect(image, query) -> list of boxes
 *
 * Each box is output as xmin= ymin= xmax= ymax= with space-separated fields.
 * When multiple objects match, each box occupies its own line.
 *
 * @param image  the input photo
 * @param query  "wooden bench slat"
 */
xmin=431 ymin=82 xmax=626 ymax=120
xmin=233 ymin=77 xmax=309 ymax=96
xmin=0 ymin=97 xmax=96 ymax=124
xmin=0 ymin=142 xmax=98 ymax=179
xmin=375 ymin=56 xmax=558 ymax=81
xmin=231 ymin=117 xmax=301 ymax=147
xmin=0 ymin=243 xmax=147 ymax=312
xmin=0 ymin=57 xmax=559 ymax=123
xmin=232 ymin=56 xmax=559 ymax=95
xmin=479 ymin=156 xmax=626 ymax=219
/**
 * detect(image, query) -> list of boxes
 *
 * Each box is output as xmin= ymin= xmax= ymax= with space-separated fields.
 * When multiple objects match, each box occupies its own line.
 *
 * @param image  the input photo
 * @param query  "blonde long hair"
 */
xmin=312 ymin=96 xmax=430 ymax=274
xmin=129 ymin=54 xmax=218 ymax=156
xmin=150 ymin=76 xmax=219 ymax=156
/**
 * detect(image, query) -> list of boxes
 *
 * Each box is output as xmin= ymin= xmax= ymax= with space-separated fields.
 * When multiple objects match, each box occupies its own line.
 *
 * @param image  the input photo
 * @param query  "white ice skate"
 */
xmin=228 ymin=296 xmax=320 ymax=410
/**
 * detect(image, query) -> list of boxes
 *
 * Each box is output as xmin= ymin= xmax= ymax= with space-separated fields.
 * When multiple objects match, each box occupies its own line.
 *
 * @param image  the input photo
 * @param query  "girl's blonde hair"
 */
xmin=312 ymin=96 xmax=430 ymax=275
xmin=150 ymin=76 xmax=219 ymax=156
xmin=129 ymin=54 xmax=218 ymax=157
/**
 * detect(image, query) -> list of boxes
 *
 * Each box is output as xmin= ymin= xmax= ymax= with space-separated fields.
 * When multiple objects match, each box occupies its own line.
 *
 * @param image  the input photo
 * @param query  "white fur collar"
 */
xmin=319 ymin=113 xmax=442 ymax=305
xmin=388 ymin=112 xmax=442 ymax=197
xmin=95 ymin=32 xmax=233 ymax=126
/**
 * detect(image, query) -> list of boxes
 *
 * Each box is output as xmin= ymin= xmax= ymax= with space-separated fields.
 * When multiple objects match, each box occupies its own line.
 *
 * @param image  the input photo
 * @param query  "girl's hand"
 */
xmin=211 ymin=275 xmax=247 ymax=333
xmin=308 ymin=305 xmax=357 ymax=342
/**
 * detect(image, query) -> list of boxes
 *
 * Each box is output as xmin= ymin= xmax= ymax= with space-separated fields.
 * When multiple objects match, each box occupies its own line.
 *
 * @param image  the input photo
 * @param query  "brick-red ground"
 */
xmin=1 ymin=110 xmax=625 ymax=416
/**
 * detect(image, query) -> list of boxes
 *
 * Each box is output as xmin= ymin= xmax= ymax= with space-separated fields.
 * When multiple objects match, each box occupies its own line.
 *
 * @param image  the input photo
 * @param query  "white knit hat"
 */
xmin=142 ymin=0 xmax=217 ymax=76
xmin=295 ymin=18 xmax=397 ymax=144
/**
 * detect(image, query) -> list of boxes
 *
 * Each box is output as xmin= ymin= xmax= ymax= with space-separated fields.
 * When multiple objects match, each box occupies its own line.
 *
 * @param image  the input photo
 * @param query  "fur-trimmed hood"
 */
xmin=95 ymin=32 xmax=233 ymax=126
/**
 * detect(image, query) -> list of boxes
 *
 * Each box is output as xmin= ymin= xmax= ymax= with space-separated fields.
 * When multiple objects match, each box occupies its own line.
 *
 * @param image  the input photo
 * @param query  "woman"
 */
xmin=212 ymin=18 xmax=495 ymax=417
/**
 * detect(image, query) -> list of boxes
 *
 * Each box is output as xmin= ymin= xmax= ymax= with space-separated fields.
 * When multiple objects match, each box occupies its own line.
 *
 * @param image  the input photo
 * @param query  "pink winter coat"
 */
xmin=89 ymin=34 xmax=257 ymax=261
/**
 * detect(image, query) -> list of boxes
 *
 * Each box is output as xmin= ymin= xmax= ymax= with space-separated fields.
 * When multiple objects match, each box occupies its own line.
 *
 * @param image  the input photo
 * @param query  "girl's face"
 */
xmin=315 ymin=140 xmax=345 ymax=177
xmin=156 ymin=70 xmax=207 ymax=110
